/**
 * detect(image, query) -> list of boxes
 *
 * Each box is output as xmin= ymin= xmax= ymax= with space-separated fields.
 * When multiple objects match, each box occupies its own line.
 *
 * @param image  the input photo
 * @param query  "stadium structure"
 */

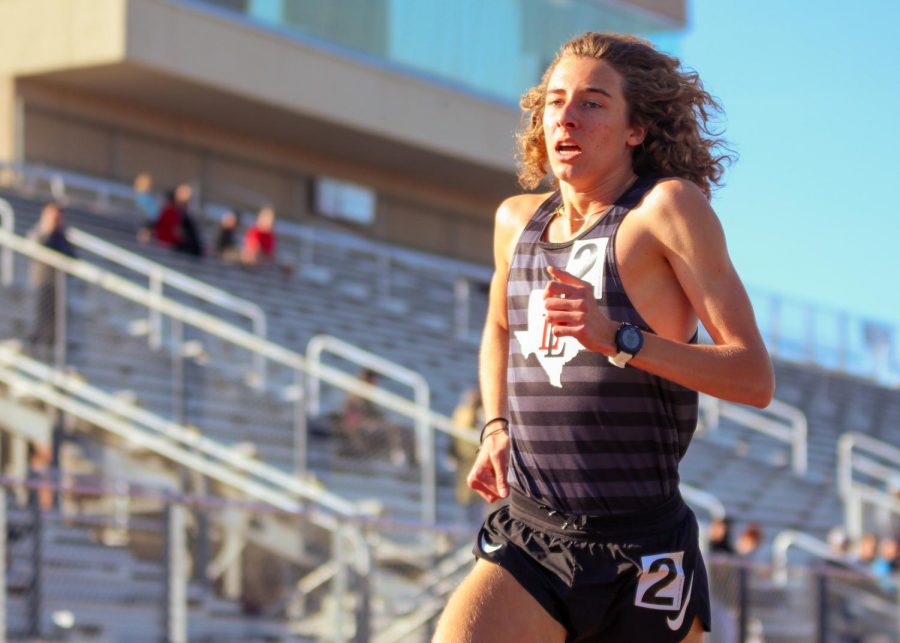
xmin=0 ymin=0 xmax=897 ymax=641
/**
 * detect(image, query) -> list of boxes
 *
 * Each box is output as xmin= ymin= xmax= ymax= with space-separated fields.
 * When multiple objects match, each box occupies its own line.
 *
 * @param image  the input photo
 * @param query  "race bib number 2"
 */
xmin=634 ymin=551 xmax=686 ymax=611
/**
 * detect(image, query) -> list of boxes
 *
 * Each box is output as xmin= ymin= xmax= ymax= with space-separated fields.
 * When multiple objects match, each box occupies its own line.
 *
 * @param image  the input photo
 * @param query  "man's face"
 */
xmin=175 ymin=184 xmax=192 ymax=205
xmin=257 ymin=208 xmax=275 ymax=231
xmin=41 ymin=205 xmax=62 ymax=231
xmin=542 ymin=57 xmax=644 ymax=189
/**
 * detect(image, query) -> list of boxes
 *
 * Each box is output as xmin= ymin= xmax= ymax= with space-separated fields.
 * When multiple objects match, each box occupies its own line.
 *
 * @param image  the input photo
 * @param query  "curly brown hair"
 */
xmin=518 ymin=32 xmax=733 ymax=199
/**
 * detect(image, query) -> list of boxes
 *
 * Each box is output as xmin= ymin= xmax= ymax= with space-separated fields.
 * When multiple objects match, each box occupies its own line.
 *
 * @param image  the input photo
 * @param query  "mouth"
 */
xmin=554 ymin=140 xmax=582 ymax=159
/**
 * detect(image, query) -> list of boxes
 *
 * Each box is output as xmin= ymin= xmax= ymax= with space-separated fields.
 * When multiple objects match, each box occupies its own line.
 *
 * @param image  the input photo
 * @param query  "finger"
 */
xmin=544 ymin=280 xmax=582 ymax=298
xmin=492 ymin=454 xmax=509 ymax=499
xmin=469 ymin=476 xmax=498 ymax=503
xmin=549 ymin=324 xmax=582 ymax=337
xmin=468 ymin=462 xmax=496 ymax=493
xmin=544 ymin=296 xmax=577 ymax=311
xmin=547 ymin=266 xmax=587 ymax=286
xmin=546 ymin=311 xmax=581 ymax=325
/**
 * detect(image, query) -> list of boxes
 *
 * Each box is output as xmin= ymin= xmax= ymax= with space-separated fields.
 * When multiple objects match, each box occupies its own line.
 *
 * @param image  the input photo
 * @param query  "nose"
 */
xmin=555 ymin=100 xmax=578 ymax=129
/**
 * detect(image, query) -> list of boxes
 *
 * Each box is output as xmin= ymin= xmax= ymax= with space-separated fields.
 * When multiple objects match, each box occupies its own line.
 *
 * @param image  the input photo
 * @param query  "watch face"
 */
xmin=620 ymin=326 xmax=642 ymax=352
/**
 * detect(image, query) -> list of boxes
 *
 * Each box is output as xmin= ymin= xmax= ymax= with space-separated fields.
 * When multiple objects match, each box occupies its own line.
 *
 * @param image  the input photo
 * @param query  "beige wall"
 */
xmin=0 ymin=0 xmax=126 ymax=77
xmin=0 ymin=77 xmax=17 ymax=162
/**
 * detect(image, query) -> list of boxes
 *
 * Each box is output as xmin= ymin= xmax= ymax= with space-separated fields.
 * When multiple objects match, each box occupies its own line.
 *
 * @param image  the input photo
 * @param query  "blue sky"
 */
xmin=675 ymin=0 xmax=900 ymax=327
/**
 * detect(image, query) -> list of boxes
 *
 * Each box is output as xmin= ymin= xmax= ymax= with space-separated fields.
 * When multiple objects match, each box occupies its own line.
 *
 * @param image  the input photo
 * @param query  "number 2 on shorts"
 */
xmin=634 ymin=551 xmax=686 ymax=611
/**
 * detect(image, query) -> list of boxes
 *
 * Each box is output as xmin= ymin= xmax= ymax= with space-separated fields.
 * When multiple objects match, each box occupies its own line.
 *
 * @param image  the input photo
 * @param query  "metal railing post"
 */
xmin=0 ymin=486 xmax=6 ymax=641
xmin=164 ymin=502 xmax=188 ymax=643
xmin=737 ymin=566 xmax=749 ymax=643
xmin=333 ymin=523 xmax=348 ymax=643
xmin=816 ymin=573 xmax=828 ymax=643
xmin=352 ymin=526 xmax=372 ymax=643
xmin=149 ymin=271 xmax=163 ymax=351
xmin=0 ymin=199 xmax=14 ymax=287
xmin=53 ymin=268 xmax=67 ymax=372
xmin=27 ymin=493 xmax=42 ymax=638
xmin=294 ymin=371 xmax=308 ymax=477
xmin=418 ymin=389 xmax=436 ymax=528
xmin=172 ymin=319 xmax=185 ymax=425
xmin=307 ymin=352 xmax=322 ymax=418
xmin=846 ymin=490 xmax=863 ymax=540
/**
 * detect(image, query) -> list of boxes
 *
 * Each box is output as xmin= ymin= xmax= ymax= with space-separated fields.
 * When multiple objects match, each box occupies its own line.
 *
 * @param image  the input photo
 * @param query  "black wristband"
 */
xmin=479 ymin=417 xmax=509 ymax=444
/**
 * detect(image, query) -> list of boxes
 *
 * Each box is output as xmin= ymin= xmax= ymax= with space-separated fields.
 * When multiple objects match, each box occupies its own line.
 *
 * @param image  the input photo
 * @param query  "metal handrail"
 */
xmin=0 ymin=343 xmax=356 ymax=517
xmin=703 ymin=394 xmax=808 ymax=475
xmin=837 ymin=432 xmax=900 ymax=538
xmin=0 ymin=226 xmax=470 ymax=503
xmin=0 ymin=198 xmax=12 ymax=287
xmin=306 ymin=334 xmax=436 ymax=526
xmin=66 ymin=227 xmax=268 ymax=382
xmin=0 ymin=161 xmax=139 ymax=212
xmin=838 ymin=432 xmax=900 ymax=497
xmin=681 ymin=483 xmax=726 ymax=522
xmin=771 ymin=530 xmax=858 ymax=586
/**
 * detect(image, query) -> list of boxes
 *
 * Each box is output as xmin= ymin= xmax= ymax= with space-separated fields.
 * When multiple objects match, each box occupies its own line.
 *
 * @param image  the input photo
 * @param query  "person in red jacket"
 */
xmin=153 ymin=188 xmax=183 ymax=246
xmin=242 ymin=206 xmax=276 ymax=267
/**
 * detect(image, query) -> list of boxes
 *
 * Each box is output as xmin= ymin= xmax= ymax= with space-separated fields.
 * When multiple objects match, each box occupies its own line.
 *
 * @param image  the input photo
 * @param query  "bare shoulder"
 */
xmin=495 ymin=192 xmax=550 ymax=229
xmin=637 ymin=177 xmax=724 ymax=246
xmin=643 ymin=178 xmax=714 ymax=219
xmin=493 ymin=192 xmax=551 ymax=263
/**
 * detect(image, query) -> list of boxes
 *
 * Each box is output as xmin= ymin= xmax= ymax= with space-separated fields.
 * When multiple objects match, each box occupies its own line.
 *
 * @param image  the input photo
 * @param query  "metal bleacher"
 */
xmin=1 ymin=167 xmax=898 ymax=640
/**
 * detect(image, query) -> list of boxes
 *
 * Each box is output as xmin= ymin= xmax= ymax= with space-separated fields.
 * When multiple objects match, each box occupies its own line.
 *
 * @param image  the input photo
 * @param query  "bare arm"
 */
xmin=545 ymin=180 xmax=775 ymax=407
xmin=467 ymin=196 xmax=538 ymax=503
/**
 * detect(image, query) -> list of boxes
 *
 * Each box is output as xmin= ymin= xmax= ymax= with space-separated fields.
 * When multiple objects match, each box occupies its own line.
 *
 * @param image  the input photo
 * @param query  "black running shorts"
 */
xmin=472 ymin=489 xmax=711 ymax=642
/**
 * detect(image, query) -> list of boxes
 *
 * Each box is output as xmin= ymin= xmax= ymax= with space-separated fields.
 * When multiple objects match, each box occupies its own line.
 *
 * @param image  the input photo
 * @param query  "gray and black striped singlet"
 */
xmin=506 ymin=176 xmax=699 ymax=516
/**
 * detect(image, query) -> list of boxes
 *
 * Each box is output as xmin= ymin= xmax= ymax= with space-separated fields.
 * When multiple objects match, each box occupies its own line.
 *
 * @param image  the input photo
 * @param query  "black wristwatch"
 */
xmin=608 ymin=322 xmax=644 ymax=368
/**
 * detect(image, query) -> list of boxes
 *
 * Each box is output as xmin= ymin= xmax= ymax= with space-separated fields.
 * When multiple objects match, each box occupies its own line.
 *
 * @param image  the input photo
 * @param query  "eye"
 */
xmin=546 ymin=98 xmax=564 ymax=107
xmin=585 ymin=101 xmax=602 ymax=109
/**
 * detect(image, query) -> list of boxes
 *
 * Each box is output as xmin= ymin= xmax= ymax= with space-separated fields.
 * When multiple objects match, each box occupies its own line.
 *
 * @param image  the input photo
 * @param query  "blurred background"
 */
xmin=0 ymin=0 xmax=896 ymax=641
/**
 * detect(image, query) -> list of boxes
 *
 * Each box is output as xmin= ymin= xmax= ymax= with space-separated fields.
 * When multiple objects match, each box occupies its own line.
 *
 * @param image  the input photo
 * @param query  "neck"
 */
xmin=557 ymin=166 xmax=638 ymax=220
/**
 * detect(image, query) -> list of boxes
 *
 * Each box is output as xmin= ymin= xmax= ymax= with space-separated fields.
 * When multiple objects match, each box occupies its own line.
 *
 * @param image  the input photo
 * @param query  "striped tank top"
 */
xmin=507 ymin=176 xmax=699 ymax=515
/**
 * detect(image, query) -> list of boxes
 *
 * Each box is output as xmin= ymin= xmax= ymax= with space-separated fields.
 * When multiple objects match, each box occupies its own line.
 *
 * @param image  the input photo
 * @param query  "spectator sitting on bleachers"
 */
xmin=173 ymin=183 xmax=204 ymax=257
xmin=870 ymin=535 xmax=899 ymax=593
xmin=735 ymin=523 xmax=763 ymax=560
xmin=133 ymin=172 xmax=160 ymax=225
xmin=241 ymin=206 xmax=276 ymax=268
xmin=215 ymin=210 xmax=241 ymax=263
xmin=151 ymin=188 xmax=182 ymax=247
xmin=336 ymin=368 xmax=409 ymax=466
xmin=27 ymin=202 xmax=76 ymax=351
xmin=708 ymin=517 xmax=735 ymax=555
xmin=27 ymin=440 xmax=54 ymax=511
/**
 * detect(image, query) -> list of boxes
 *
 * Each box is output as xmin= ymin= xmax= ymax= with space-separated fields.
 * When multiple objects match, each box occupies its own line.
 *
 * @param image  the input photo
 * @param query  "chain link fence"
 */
xmin=706 ymin=554 xmax=899 ymax=643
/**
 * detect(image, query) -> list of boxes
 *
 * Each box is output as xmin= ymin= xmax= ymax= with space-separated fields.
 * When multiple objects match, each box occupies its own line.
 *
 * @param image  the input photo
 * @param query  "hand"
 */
xmin=544 ymin=266 xmax=617 ymax=354
xmin=466 ymin=430 xmax=510 ymax=504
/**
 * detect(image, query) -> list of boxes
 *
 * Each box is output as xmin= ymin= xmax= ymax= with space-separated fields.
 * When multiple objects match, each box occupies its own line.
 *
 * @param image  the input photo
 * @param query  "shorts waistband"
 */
xmin=509 ymin=488 xmax=689 ymax=538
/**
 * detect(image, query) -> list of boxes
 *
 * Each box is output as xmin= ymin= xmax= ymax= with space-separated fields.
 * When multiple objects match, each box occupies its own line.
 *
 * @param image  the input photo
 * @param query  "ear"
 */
xmin=626 ymin=123 xmax=647 ymax=148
